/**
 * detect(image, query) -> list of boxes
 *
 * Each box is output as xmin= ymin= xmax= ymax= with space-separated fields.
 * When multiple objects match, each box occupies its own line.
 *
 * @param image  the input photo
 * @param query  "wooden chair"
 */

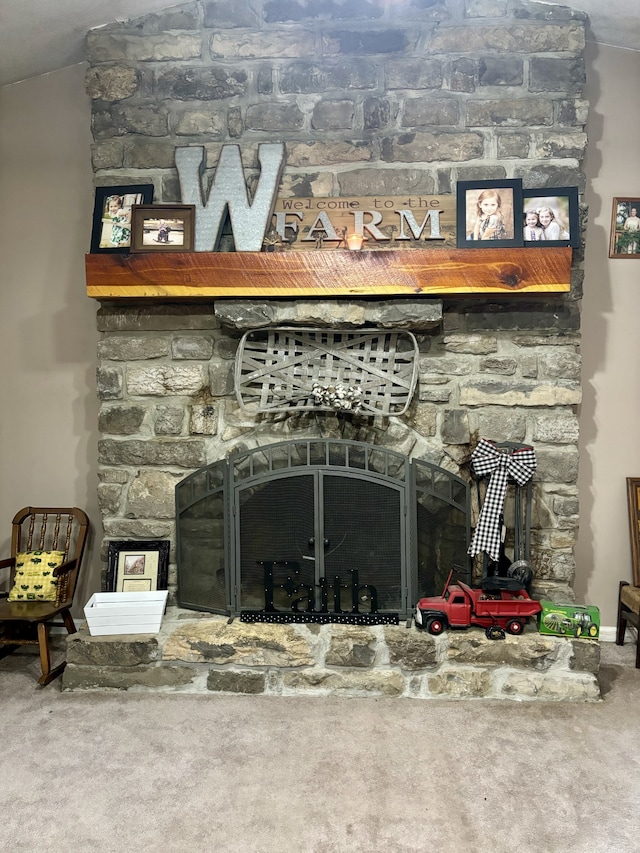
xmin=616 ymin=581 xmax=640 ymax=668
xmin=0 ymin=506 xmax=90 ymax=685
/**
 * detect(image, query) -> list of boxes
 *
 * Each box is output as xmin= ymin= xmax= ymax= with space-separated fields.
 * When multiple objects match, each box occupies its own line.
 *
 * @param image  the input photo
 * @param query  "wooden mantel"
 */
xmin=85 ymin=246 xmax=572 ymax=299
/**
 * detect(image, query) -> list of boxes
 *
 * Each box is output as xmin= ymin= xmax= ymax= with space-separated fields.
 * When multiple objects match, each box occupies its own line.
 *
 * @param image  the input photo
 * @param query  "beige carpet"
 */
xmin=1 ymin=640 xmax=638 ymax=853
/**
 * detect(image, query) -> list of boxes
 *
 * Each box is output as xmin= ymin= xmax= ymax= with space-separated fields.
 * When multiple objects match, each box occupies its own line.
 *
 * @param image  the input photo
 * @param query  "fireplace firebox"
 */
xmin=176 ymin=440 xmax=470 ymax=622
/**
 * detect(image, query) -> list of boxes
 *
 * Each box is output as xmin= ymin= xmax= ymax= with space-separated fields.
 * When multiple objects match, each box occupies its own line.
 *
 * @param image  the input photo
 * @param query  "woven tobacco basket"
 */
xmin=235 ymin=327 xmax=419 ymax=416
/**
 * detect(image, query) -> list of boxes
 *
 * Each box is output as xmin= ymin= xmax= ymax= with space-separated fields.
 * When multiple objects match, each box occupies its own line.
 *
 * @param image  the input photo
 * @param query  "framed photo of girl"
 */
xmin=456 ymin=179 xmax=523 ymax=249
xmin=522 ymin=187 xmax=579 ymax=247
xmin=609 ymin=197 xmax=640 ymax=258
xmin=90 ymin=184 xmax=154 ymax=253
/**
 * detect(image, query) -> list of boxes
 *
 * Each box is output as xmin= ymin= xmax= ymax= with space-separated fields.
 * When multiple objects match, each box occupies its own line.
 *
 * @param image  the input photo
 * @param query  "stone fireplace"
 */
xmin=72 ymin=0 xmax=597 ymax=698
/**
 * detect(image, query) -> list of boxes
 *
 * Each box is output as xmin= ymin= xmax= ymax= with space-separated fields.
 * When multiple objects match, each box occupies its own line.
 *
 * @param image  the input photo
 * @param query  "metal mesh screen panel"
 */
xmin=238 ymin=475 xmax=316 ymax=611
xmin=177 ymin=492 xmax=227 ymax=612
xmin=416 ymin=500 xmax=469 ymax=597
xmin=322 ymin=476 xmax=403 ymax=612
xmin=412 ymin=458 xmax=470 ymax=599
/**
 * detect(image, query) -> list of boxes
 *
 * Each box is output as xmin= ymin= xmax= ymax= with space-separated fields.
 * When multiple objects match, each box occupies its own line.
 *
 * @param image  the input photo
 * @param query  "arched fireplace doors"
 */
xmin=176 ymin=440 xmax=470 ymax=625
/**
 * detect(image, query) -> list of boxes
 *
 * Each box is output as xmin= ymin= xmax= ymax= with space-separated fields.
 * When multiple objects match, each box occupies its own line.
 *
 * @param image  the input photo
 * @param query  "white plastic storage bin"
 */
xmin=83 ymin=591 xmax=168 ymax=636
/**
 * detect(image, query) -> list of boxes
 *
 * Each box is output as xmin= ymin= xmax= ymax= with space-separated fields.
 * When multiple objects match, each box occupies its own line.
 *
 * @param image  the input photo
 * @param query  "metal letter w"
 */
xmin=175 ymin=143 xmax=285 ymax=252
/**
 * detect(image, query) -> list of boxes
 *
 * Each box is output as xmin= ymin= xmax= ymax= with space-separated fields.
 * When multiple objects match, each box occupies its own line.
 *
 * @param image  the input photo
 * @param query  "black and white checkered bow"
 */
xmin=468 ymin=439 xmax=537 ymax=562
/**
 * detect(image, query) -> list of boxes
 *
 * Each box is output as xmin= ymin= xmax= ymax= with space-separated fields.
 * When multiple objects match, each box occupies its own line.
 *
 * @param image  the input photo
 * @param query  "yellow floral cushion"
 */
xmin=7 ymin=551 xmax=66 ymax=602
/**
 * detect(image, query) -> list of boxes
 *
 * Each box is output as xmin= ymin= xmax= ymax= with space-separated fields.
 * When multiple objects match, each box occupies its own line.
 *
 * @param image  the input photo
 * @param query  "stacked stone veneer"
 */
xmin=88 ymin=0 xmax=588 ymax=604
xmin=63 ymin=614 xmax=600 ymax=700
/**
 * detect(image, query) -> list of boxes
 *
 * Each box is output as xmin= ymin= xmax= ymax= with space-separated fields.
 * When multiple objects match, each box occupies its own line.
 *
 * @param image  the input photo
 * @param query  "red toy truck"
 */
xmin=415 ymin=570 xmax=542 ymax=638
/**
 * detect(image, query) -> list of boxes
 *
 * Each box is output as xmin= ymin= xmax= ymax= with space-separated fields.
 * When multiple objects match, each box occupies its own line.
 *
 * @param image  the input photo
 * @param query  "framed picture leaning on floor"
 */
xmin=105 ymin=540 xmax=170 ymax=593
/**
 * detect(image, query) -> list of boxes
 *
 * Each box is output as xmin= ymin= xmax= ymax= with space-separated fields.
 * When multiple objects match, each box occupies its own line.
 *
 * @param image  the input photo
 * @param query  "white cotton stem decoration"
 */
xmin=311 ymin=383 xmax=363 ymax=413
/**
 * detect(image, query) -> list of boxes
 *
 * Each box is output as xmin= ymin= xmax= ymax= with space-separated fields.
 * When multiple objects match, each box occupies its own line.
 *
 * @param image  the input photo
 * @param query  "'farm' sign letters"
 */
xmin=273 ymin=195 xmax=455 ymax=250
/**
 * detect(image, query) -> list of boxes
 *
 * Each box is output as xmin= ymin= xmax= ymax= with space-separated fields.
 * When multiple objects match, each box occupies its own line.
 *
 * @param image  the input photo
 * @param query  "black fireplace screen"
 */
xmin=176 ymin=440 xmax=470 ymax=621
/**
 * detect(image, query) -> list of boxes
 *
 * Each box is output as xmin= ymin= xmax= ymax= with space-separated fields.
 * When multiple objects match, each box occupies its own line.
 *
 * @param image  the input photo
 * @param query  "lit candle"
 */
xmin=346 ymin=233 xmax=364 ymax=251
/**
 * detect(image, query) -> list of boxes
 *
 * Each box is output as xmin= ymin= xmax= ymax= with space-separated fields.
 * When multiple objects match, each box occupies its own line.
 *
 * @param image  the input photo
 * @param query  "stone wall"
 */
xmin=64 ymin=614 xmax=601 ymax=700
xmin=87 ymin=0 xmax=588 ymax=603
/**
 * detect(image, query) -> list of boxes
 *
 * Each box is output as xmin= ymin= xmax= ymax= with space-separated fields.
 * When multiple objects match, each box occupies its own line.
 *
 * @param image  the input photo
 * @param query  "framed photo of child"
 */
xmin=523 ymin=187 xmax=579 ymax=247
xmin=456 ymin=179 xmax=524 ymax=249
xmin=130 ymin=204 xmax=196 ymax=253
xmin=90 ymin=184 xmax=154 ymax=253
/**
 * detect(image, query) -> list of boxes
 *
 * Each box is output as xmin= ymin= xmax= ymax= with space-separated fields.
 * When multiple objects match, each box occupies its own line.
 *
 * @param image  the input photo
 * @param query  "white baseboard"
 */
xmin=599 ymin=626 xmax=618 ymax=642
xmin=599 ymin=625 xmax=637 ymax=642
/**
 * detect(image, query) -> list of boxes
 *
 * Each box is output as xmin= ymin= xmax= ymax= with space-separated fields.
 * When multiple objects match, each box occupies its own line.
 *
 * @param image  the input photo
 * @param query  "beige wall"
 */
xmin=0 ymin=65 xmax=101 ymax=614
xmin=1 ymin=43 xmax=638 ymax=626
xmin=575 ymin=42 xmax=640 ymax=625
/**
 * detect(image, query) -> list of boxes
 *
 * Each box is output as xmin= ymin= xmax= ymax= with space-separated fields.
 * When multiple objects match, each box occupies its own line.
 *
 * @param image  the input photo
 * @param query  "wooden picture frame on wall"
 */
xmin=626 ymin=478 xmax=640 ymax=586
xmin=609 ymin=197 xmax=640 ymax=258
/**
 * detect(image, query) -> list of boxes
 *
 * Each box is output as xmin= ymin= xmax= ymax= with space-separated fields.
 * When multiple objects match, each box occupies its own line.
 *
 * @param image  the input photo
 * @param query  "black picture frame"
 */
xmin=522 ymin=186 xmax=579 ymax=248
xmin=105 ymin=540 xmax=169 ymax=593
xmin=90 ymin=184 xmax=154 ymax=253
xmin=456 ymin=179 xmax=523 ymax=249
xmin=130 ymin=204 xmax=196 ymax=253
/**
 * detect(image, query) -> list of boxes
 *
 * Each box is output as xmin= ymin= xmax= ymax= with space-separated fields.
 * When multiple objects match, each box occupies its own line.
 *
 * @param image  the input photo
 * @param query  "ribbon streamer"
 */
xmin=468 ymin=439 xmax=537 ymax=562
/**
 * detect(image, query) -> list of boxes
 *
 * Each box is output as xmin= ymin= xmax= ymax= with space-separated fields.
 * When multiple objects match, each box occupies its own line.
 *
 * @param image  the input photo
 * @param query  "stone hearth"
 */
xmin=63 ymin=609 xmax=601 ymax=701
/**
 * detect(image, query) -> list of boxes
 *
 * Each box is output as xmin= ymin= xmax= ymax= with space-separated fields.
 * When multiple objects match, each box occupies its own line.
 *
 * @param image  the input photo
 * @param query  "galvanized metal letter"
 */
xmin=301 ymin=211 xmax=341 ymax=242
xmin=175 ymin=143 xmax=285 ymax=251
xmin=396 ymin=209 xmax=442 ymax=240
xmin=351 ymin=210 xmax=388 ymax=241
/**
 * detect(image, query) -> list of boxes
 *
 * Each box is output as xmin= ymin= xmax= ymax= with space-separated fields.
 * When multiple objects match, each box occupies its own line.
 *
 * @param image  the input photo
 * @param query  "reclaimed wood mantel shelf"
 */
xmin=85 ymin=247 xmax=572 ymax=299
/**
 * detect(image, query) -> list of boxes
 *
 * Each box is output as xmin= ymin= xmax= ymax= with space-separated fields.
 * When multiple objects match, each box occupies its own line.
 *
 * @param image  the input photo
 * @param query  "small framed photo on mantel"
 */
xmin=106 ymin=540 xmax=170 ymax=593
xmin=130 ymin=204 xmax=196 ymax=252
xmin=456 ymin=179 xmax=524 ymax=248
xmin=90 ymin=184 xmax=154 ymax=253
xmin=522 ymin=187 xmax=579 ymax=247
